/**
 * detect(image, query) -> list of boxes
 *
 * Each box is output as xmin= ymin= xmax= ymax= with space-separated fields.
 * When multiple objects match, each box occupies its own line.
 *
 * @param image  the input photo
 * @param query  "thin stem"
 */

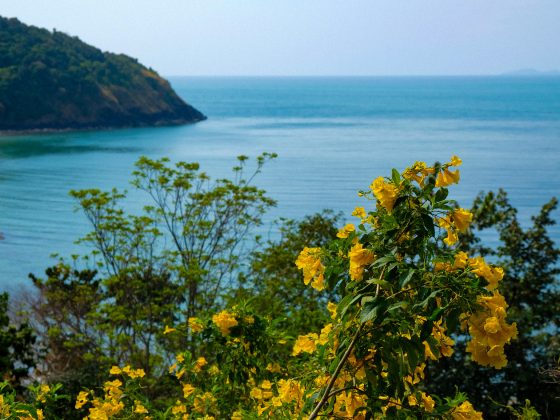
xmin=309 ymin=266 xmax=386 ymax=419
xmin=308 ymin=324 xmax=363 ymax=420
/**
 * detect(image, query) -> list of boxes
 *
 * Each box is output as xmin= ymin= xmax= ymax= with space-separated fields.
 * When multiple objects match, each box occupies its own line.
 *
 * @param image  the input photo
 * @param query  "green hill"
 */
xmin=0 ymin=16 xmax=205 ymax=132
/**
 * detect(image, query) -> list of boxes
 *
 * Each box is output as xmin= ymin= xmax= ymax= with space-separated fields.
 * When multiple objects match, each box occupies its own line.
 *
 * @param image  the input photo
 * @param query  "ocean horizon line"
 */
xmin=166 ymin=73 xmax=560 ymax=79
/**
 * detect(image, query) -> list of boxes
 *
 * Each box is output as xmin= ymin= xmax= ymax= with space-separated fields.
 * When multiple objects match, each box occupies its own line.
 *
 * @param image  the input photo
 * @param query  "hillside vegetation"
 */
xmin=0 ymin=16 xmax=205 ymax=131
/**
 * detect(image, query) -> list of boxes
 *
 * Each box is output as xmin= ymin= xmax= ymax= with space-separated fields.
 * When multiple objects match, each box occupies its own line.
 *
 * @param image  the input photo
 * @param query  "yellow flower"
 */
xmin=75 ymin=390 xmax=89 ymax=409
xmin=402 ymin=161 xmax=434 ymax=185
xmin=466 ymin=291 xmax=518 ymax=369
xmin=449 ymin=155 xmax=462 ymax=167
xmin=371 ymin=176 xmax=399 ymax=212
xmin=352 ymin=206 xmax=367 ymax=219
xmin=256 ymin=404 xmax=269 ymax=416
xmin=266 ymin=362 xmax=281 ymax=373
xmin=334 ymin=389 xmax=368 ymax=418
xmin=336 ymin=223 xmax=355 ymax=238
xmin=349 ymin=242 xmax=375 ymax=281
xmin=208 ymin=364 xmax=220 ymax=375
xmin=37 ymin=409 xmax=44 ymax=420
xmin=436 ymin=167 xmax=460 ymax=187
xmin=163 ymin=325 xmax=176 ymax=334
xmin=405 ymin=363 xmax=426 ymax=384
xmin=109 ymin=366 xmax=122 ymax=375
xmin=183 ymin=383 xmax=196 ymax=398
xmin=316 ymin=323 xmax=333 ymax=346
xmin=295 ymin=247 xmax=325 ymax=291
xmin=292 ymin=333 xmax=318 ymax=356
xmin=327 ymin=301 xmax=338 ymax=319
xmin=123 ymin=365 xmax=145 ymax=379
xmin=103 ymin=379 xmax=123 ymax=400
xmin=408 ymin=394 xmax=418 ymax=406
xmin=452 ymin=208 xmax=473 ymax=232
xmin=451 ymin=401 xmax=483 ymax=419
xmin=453 ymin=251 xmax=469 ymax=269
xmin=212 ymin=310 xmax=238 ymax=335
xmin=0 ymin=395 xmax=9 ymax=417
xmin=194 ymin=356 xmax=207 ymax=372
xmin=36 ymin=384 xmax=50 ymax=403
xmin=134 ymin=401 xmax=149 ymax=414
xmin=421 ymin=392 xmax=435 ymax=412
xmin=231 ymin=411 xmax=243 ymax=420
xmin=277 ymin=379 xmax=304 ymax=405
xmin=437 ymin=214 xmax=453 ymax=230
xmin=468 ymin=256 xmax=504 ymax=290
xmin=172 ymin=402 xmax=187 ymax=414
xmin=444 ymin=228 xmax=458 ymax=246
xmin=188 ymin=317 xmax=205 ymax=333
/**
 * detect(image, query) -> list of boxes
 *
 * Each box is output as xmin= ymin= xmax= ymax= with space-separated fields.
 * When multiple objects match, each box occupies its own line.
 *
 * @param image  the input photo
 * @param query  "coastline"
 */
xmin=0 ymin=116 xmax=207 ymax=137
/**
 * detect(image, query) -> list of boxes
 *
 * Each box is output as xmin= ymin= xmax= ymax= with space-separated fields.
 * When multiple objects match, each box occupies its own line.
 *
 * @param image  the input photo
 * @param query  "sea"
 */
xmin=1 ymin=76 xmax=559 ymax=291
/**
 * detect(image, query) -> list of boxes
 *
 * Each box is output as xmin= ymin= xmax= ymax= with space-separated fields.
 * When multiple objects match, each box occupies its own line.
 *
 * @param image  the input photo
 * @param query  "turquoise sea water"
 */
xmin=1 ymin=76 xmax=559 ymax=290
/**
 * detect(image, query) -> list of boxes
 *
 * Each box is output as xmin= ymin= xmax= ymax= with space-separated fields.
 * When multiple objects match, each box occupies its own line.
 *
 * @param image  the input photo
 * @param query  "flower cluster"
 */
xmin=292 ymin=156 xmax=517 ymax=417
xmin=435 ymin=155 xmax=462 ymax=187
xmin=348 ymin=241 xmax=375 ymax=281
xmin=74 ymin=366 xmax=148 ymax=420
xmin=371 ymin=176 xmax=399 ymax=212
xmin=294 ymin=246 xmax=325 ymax=291
xmin=211 ymin=310 xmax=238 ymax=335
xmin=402 ymin=161 xmax=435 ymax=185
xmin=436 ymin=251 xmax=505 ymax=290
xmin=466 ymin=291 xmax=518 ymax=369
xmin=437 ymin=207 xmax=473 ymax=245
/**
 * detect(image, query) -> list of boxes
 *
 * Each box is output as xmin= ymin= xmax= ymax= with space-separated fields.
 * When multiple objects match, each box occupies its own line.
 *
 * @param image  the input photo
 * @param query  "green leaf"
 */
xmin=429 ymin=306 xmax=444 ymax=322
xmin=445 ymin=307 xmax=463 ymax=333
xmin=421 ymin=213 xmax=436 ymax=237
xmin=338 ymin=294 xmax=363 ymax=320
xmin=372 ymin=255 xmax=396 ymax=268
xmin=392 ymin=168 xmax=401 ymax=185
xmin=367 ymin=278 xmax=391 ymax=288
xmin=435 ymin=188 xmax=449 ymax=203
xmin=387 ymin=301 xmax=408 ymax=315
xmin=399 ymin=269 xmax=416 ymax=288
xmin=412 ymin=290 xmax=438 ymax=310
xmin=425 ymin=336 xmax=440 ymax=359
xmin=404 ymin=339 xmax=424 ymax=371
xmin=360 ymin=299 xmax=387 ymax=324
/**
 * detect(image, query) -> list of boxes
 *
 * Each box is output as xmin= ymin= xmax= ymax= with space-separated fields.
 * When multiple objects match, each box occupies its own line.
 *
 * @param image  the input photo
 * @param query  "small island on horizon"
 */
xmin=0 ymin=16 xmax=206 ymax=134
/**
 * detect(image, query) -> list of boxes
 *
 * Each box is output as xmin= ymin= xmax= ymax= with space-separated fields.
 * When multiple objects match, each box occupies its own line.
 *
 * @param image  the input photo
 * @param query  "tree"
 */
xmin=0 ymin=292 xmax=36 ymax=391
xmin=427 ymin=190 xmax=560 ymax=418
xmin=232 ymin=210 xmax=341 ymax=338
xmin=28 ymin=154 xmax=276 ymax=403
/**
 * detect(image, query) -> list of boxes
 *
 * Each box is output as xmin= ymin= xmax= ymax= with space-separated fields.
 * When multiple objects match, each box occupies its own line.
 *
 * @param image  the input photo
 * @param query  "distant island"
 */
xmin=0 ymin=16 xmax=205 ymax=133
xmin=501 ymin=68 xmax=560 ymax=77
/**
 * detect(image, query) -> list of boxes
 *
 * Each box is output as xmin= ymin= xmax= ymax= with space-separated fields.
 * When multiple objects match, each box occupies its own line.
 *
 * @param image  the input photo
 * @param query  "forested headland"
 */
xmin=0 ymin=16 xmax=205 ymax=133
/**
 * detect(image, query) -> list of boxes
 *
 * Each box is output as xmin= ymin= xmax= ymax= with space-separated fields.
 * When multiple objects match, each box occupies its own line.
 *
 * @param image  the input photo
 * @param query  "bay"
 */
xmin=1 ymin=76 xmax=559 ymax=290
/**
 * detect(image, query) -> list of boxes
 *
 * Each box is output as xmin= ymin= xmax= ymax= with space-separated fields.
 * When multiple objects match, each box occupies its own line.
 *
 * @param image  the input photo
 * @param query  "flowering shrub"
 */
xmin=0 ymin=156 xmax=519 ymax=418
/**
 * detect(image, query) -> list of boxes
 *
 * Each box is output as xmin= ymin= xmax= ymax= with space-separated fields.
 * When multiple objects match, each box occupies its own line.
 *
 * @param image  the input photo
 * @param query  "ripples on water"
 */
xmin=1 ymin=76 xmax=559 ymax=289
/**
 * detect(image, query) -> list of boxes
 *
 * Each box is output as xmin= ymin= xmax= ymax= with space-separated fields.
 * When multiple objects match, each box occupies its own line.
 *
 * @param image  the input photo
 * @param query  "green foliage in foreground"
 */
xmin=0 ymin=154 xmax=557 ymax=419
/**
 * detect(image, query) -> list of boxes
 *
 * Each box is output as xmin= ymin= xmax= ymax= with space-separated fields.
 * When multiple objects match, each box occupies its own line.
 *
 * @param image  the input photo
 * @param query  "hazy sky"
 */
xmin=2 ymin=0 xmax=560 ymax=76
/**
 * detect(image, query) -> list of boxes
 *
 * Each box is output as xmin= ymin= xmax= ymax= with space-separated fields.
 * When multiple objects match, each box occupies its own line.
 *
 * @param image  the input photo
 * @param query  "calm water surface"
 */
xmin=1 ymin=76 xmax=559 ymax=289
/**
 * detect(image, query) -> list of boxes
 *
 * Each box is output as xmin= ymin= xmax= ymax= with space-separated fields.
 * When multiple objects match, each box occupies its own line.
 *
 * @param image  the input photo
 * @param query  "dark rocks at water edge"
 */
xmin=0 ymin=16 xmax=206 ymax=132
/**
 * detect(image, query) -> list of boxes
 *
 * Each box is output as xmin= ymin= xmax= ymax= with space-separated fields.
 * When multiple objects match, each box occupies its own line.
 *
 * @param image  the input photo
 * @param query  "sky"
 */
xmin=2 ymin=0 xmax=560 ymax=76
